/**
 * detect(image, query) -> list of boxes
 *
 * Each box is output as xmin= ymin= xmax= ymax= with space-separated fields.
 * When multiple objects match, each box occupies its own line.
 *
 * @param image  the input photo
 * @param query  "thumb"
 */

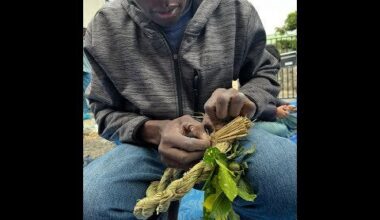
xmin=189 ymin=124 xmax=211 ymax=143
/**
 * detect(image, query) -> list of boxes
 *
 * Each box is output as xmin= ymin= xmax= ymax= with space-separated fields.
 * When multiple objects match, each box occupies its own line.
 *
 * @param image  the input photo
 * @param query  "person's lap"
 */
xmin=83 ymin=144 xmax=166 ymax=220
xmin=254 ymin=121 xmax=291 ymax=137
xmin=83 ymin=126 xmax=296 ymax=220
xmin=233 ymin=127 xmax=296 ymax=220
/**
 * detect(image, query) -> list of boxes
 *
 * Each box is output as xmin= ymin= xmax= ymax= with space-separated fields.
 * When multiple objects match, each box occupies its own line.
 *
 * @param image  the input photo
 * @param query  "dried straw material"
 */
xmin=133 ymin=117 xmax=252 ymax=219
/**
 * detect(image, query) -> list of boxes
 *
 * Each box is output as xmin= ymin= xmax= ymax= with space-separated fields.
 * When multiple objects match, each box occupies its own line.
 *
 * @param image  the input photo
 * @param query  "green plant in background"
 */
xmin=276 ymin=38 xmax=297 ymax=52
xmin=275 ymin=11 xmax=297 ymax=34
xmin=272 ymin=11 xmax=297 ymax=53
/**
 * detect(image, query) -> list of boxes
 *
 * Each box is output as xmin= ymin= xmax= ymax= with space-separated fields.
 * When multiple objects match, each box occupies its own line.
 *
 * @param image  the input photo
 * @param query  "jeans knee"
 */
xmin=83 ymin=179 xmax=110 ymax=219
xmin=83 ymin=144 xmax=164 ymax=219
xmin=83 ymin=167 xmax=144 ymax=220
xmin=233 ymin=128 xmax=297 ymax=219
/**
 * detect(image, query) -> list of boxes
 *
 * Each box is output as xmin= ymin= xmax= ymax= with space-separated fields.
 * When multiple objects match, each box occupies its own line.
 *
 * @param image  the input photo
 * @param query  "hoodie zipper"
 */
xmin=172 ymin=54 xmax=183 ymax=116
xmin=193 ymin=70 xmax=199 ymax=113
xmin=158 ymin=32 xmax=184 ymax=117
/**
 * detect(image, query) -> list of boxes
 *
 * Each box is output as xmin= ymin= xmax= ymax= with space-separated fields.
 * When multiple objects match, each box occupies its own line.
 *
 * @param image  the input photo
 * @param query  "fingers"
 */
xmin=159 ymin=145 xmax=206 ymax=169
xmin=204 ymin=99 xmax=218 ymax=124
xmin=204 ymin=88 xmax=230 ymax=123
xmin=201 ymin=114 xmax=213 ymax=133
xmin=228 ymin=92 xmax=245 ymax=117
xmin=215 ymin=93 xmax=229 ymax=119
xmin=168 ymin=134 xmax=210 ymax=151
xmin=188 ymin=123 xmax=211 ymax=142
xmin=240 ymin=99 xmax=256 ymax=118
xmin=205 ymin=88 xmax=256 ymax=121
xmin=202 ymin=113 xmax=225 ymax=133
xmin=284 ymin=111 xmax=289 ymax=117
xmin=180 ymin=116 xmax=211 ymax=146
xmin=161 ymin=115 xmax=211 ymax=152
xmin=277 ymin=108 xmax=289 ymax=118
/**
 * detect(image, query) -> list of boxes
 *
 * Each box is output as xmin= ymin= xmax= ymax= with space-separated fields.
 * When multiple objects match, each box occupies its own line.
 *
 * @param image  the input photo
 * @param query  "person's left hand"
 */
xmin=284 ymin=105 xmax=297 ymax=112
xmin=202 ymin=88 xmax=256 ymax=132
xmin=276 ymin=105 xmax=289 ymax=118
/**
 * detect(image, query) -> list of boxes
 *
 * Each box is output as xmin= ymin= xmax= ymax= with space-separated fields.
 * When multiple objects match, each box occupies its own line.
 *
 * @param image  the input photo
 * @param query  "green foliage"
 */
xmin=275 ymin=11 xmax=297 ymax=34
xmin=285 ymin=11 xmax=297 ymax=31
xmin=202 ymin=143 xmax=257 ymax=219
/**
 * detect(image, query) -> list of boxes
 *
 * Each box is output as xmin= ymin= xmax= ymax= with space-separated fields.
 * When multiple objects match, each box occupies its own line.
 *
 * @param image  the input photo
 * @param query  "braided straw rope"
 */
xmin=133 ymin=116 xmax=252 ymax=219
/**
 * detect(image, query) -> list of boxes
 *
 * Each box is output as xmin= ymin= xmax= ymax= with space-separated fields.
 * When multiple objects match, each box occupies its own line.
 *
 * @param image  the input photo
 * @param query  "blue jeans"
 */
xmin=255 ymin=113 xmax=297 ymax=138
xmin=83 ymin=127 xmax=297 ymax=220
xmin=254 ymin=121 xmax=291 ymax=138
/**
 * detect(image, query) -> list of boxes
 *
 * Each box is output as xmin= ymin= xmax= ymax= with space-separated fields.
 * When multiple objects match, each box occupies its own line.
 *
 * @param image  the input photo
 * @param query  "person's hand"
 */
xmin=284 ymin=105 xmax=297 ymax=112
xmin=276 ymin=105 xmax=289 ymax=118
xmin=158 ymin=115 xmax=210 ymax=170
xmin=203 ymin=88 xmax=256 ymax=132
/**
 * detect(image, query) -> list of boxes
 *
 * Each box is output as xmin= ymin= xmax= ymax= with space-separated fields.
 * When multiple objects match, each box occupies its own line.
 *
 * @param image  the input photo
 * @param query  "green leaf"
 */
xmin=215 ymin=152 xmax=228 ymax=165
xmin=241 ymin=162 xmax=249 ymax=170
xmin=215 ymin=159 xmax=235 ymax=176
xmin=210 ymin=193 xmax=232 ymax=220
xmin=204 ymin=173 xmax=221 ymax=201
xmin=228 ymin=209 xmax=241 ymax=220
xmin=204 ymin=191 xmax=221 ymax=211
xmin=203 ymin=212 xmax=213 ymax=220
xmin=204 ymin=182 xmax=216 ymax=199
xmin=240 ymin=145 xmax=256 ymax=162
xmin=227 ymin=142 xmax=243 ymax=160
xmin=237 ymin=178 xmax=256 ymax=202
xmin=202 ymin=144 xmax=254 ymax=220
xmin=202 ymin=165 xmax=216 ymax=191
xmin=211 ymin=172 xmax=220 ymax=190
xmin=238 ymin=187 xmax=256 ymax=201
xmin=232 ymin=141 xmax=239 ymax=151
xmin=203 ymin=147 xmax=222 ymax=166
xmin=217 ymin=164 xmax=238 ymax=201
xmin=228 ymin=162 xmax=241 ymax=172
xmin=204 ymin=175 xmax=221 ymax=218
xmin=234 ymin=170 xmax=243 ymax=183
xmin=227 ymin=149 xmax=243 ymax=160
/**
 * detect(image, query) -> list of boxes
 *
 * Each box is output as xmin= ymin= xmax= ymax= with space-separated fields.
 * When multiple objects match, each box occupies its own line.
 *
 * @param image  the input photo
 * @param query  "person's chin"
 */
xmin=153 ymin=18 xmax=180 ymax=27
xmin=153 ymin=9 xmax=182 ymax=26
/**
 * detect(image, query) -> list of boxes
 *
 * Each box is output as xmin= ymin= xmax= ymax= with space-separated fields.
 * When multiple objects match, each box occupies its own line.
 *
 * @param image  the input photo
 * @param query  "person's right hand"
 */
xmin=276 ymin=105 xmax=289 ymax=119
xmin=202 ymin=88 xmax=256 ymax=133
xmin=158 ymin=115 xmax=210 ymax=170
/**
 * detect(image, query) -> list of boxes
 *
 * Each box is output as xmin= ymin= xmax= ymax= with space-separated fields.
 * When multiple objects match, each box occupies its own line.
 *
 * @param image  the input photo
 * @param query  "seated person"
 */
xmin=255 ymin=98 xmax=297 ymax=138
xmin=255 ymin=45 xmax=297 ymax=138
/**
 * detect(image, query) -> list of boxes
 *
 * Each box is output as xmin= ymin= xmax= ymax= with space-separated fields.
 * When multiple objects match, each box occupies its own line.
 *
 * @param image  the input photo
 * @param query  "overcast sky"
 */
xmin=247 ymin=0 xmax=297 ymax=35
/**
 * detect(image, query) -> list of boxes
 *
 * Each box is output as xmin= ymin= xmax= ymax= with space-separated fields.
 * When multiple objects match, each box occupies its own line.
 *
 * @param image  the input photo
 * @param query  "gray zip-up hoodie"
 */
xmin=84 ymin=0 xmax=281 ymax=145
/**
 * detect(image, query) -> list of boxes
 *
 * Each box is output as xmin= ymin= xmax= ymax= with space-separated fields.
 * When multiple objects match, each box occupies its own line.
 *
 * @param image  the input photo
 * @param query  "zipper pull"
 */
xmin=173 ymin=54 xmax=178 ymax=60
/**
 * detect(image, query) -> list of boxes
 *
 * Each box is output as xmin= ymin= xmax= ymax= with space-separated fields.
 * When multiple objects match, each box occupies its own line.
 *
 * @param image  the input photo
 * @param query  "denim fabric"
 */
xmin=255 ymin=112 xmax=297 ymax=138
xmin=83 ymin=126 xmax=296 ymax=219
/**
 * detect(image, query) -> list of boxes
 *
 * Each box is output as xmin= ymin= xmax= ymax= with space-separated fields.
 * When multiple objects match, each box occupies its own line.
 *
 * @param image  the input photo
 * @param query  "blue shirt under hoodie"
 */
xmin=161 ymin=0 xmax=194 ymax=53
